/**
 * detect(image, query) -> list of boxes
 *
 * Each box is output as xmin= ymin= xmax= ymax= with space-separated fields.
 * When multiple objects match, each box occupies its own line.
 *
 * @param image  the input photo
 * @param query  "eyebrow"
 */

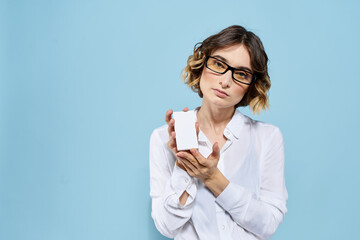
xmin=212 ymin=55 xmax=253 ymax=73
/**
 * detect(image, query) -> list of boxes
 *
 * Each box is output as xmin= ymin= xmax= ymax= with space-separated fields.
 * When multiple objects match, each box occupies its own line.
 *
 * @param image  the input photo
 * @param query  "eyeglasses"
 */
xmin=204 ymin=56 xmax=256 ymax=85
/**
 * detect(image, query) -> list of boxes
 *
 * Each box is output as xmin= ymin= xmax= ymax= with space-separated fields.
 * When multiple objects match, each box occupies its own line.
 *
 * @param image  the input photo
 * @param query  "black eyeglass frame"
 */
xmin=204 ymin=56 xmax=257 ymax=85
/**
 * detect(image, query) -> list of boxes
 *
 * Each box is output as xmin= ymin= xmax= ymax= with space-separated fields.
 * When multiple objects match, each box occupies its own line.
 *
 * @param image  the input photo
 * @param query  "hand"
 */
xmin=176 ymin=142 xmax=220 ymax=184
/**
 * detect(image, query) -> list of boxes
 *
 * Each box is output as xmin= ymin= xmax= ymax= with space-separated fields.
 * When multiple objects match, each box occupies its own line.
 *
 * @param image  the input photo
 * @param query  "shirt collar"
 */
xmin=224 ymin=110 xmax=244 ymax=139
xmin=193 ymin=107 xmax=244 ymax=141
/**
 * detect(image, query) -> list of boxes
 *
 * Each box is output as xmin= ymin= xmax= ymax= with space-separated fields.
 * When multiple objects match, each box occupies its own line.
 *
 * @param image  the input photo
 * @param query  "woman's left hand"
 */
xmin=176 ymin=143 xmax=220 ymax=184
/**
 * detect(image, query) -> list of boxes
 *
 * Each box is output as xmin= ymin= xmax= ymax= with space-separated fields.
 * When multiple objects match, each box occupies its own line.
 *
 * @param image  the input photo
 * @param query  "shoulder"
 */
xmin=150 ymin=124 xmax=169 ymax=145
xmin=239 ymin=112 xmax=283 ymax=142
xmin=239 ymin=113 xmax=285 ymax=162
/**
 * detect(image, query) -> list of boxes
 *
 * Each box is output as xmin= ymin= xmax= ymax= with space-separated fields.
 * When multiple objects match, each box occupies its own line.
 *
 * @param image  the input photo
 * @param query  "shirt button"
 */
xmin=221 ymin=225 xmax=225 ymax=230
xmin=224 ymin=130 xmax=230 ymax=135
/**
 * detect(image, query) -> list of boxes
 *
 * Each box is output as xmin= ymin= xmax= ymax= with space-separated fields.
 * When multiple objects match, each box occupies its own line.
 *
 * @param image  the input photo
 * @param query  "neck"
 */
xmin=197 ymin=101 xmax=235 ymax=131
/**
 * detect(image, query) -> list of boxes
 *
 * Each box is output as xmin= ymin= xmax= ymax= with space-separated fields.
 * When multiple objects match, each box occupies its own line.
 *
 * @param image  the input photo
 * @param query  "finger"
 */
xmin=167 ymin=131 xmax=177 ymax=151
xmin=168 ymin=132 xmax=176 ymax=150
xmin=176 ymin=159 xmax=186 ymax=171
xmin=209 ymin=142 xmax=220 ymax=160
xmin=178 ymin=159 xmax=192 ymax=176
xmin=165 ymin=109 xmax=173 ymax=124
xmin=178 ymin=157 xmax=196 ymax=176
xmin=171 ymin=131 xmax=177 ymax=149
xmin=168 ymin=140 xmax=176 ymax=152
xmin=177 ymin=151 xmax=198 ymax=167
xmin=167 ymin=118 xmax=175 ymax=136
xmin=190 ymin=148 xmax=206 ymax=166
xmin=182 ymin=107 xmax=189 ymax=112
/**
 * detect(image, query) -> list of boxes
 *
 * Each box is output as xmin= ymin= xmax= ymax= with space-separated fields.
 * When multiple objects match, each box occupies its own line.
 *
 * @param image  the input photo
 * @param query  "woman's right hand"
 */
xmin=165 ymin=107 xmax=189 ymax=171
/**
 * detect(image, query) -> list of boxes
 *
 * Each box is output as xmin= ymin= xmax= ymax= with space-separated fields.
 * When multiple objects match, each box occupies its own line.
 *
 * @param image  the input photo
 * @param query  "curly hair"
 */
xmin=182 ymin=25 xmax=271 ymax=115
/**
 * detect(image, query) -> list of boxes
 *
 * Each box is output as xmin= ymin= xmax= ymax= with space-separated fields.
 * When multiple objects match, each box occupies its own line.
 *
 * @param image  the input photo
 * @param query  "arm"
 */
xmin=177 ymin=127 xmax=287 ymax=239
xmin=215 ymin=127 xmax=288 ymax=239
xmin=149 ymin=129 xmax=197 ymax=238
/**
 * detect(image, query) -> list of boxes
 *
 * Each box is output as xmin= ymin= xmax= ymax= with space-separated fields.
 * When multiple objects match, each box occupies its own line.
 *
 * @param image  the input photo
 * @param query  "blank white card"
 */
xmin=173 ymin=111 xmax=198 ymax=151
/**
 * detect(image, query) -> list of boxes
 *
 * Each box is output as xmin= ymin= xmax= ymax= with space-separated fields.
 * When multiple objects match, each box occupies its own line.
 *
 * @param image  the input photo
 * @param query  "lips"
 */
xmin=213 ymin=88 xmax=228 ymax=98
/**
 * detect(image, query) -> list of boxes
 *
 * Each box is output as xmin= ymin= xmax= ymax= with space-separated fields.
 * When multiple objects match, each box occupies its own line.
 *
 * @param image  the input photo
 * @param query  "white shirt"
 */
xmin=149 ymin=108 xmax=288 ymax=240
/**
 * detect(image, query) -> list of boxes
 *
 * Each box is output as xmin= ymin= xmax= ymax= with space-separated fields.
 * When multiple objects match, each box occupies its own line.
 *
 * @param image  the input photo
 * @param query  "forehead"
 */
xmin=211 ymin=44 xmax=252 ymax=70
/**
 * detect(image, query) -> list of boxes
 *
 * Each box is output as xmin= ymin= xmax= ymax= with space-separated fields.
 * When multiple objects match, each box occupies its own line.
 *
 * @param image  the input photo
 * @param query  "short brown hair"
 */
xmin=182 ymin=25 xmax=271 ymax=114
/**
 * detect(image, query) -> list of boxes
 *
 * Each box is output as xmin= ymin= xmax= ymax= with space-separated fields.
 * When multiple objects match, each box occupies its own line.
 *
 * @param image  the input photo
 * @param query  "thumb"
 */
xmin=209 ymin=142 xmax=220 ymax=160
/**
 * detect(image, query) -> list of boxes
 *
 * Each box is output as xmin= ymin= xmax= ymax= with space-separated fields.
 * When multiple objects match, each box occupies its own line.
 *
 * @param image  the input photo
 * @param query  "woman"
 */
xmin=149 ymin=25 xmax=288 ymax=240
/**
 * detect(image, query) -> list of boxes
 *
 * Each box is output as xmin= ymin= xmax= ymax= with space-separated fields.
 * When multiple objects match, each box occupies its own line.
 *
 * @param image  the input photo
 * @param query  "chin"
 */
xmin=206 ymin=97 xmax=238 ymax=109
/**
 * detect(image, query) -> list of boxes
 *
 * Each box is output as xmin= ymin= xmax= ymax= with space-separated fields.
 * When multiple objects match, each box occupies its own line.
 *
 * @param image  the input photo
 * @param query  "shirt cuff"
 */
xmin=171 ymin=164 xmax=194 ymax=191
xmin=168 ymin=163 xmax=197 ymax=208
xmin=215 ymin=182 xmax=252 ymax=214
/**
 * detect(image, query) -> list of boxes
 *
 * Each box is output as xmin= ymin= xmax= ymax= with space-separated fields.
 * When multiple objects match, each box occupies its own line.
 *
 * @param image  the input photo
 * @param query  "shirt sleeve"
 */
xmin=149 ymin=129 xmax=197 ymax=238
xmin=215 ymin=126 xmax=288 ymax=240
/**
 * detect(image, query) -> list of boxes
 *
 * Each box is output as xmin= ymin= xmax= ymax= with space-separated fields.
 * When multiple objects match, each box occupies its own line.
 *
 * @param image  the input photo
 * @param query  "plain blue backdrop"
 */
xmin=1 ymin=0 xmax=359 ymax=239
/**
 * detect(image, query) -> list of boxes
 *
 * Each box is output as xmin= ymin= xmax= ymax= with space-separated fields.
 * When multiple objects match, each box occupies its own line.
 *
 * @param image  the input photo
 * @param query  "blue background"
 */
xmin=1 ymin=0 xmax=359 ymax=239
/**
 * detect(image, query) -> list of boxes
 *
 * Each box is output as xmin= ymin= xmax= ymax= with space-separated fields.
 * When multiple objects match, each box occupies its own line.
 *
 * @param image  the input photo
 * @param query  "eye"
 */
xmin=235 ymin=70 xmax=249 ymax=79
xmin=214 ymin=60 xmax=225 ymax=69
xmin=206 ymin=57 xmax=228 ymax=73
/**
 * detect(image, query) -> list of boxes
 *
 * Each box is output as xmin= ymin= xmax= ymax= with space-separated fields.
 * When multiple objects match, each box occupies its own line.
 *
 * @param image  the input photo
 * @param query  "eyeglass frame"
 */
xmin=204 ymin=56 xmax=257 ymax=85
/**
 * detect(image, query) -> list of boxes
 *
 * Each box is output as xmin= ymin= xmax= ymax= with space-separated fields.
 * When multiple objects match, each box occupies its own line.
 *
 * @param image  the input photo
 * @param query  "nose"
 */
xmin=219 ymin=70 xmax=232 ymax=88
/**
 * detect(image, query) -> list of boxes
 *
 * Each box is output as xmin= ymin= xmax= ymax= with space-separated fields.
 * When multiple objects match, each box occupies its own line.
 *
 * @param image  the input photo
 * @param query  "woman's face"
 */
xmin=199 ymin=43 xmax=251 ymax=109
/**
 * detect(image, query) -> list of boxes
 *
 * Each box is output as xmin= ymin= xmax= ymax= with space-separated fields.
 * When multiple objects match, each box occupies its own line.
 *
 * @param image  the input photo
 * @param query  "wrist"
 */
xmin=203 ymin=169 xmax=229 ymax=197
xmin=204 ymin=169 xmax=220 ymax=185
